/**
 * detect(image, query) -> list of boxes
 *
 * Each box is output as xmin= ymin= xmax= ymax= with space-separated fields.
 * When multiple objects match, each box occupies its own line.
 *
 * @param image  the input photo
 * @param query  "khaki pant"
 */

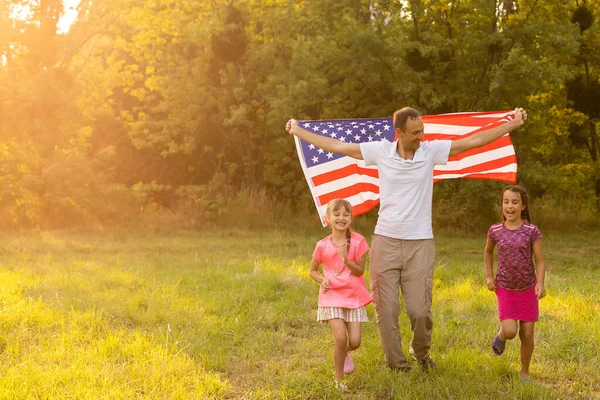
xmin=370 ymin=234 xmax=435 ymax=368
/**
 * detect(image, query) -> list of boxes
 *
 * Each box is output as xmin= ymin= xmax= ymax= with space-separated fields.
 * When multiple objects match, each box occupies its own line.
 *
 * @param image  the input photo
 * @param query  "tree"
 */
xmin=566 ymin=1 xmax=600 ymax=212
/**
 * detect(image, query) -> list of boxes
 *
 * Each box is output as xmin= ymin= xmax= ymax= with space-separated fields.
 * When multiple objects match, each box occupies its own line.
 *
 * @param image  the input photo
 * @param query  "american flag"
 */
xmin=294 ymin=111 xmax=518 ymax=226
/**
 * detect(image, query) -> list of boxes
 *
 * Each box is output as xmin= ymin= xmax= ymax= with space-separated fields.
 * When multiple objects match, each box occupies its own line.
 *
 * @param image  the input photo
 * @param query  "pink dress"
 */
xmin=312 ymin=232 xmax=373 ymax=309
xmin=487 ymin=221 xmax=542 ymax=322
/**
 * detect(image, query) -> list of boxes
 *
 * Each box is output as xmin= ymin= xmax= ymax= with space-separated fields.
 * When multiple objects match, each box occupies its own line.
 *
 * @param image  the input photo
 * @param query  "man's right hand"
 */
xmin=512 ymin=107 xmax=527 ymax=127
xmin=285 ymin=118 xmax=298 ymax=134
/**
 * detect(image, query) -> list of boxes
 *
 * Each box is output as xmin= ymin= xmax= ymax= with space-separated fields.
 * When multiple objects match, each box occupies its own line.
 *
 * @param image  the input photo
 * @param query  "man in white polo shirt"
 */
xmin=286 ymin=107 xmax=527 ymax=371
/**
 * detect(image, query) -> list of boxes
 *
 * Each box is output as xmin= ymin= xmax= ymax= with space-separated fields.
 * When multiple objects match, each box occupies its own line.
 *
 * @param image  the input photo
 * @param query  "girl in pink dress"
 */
xmin=310 ymin=199 xmax=373 ymax=390
xmin=484 ymin=185 xmax=546 ymax=383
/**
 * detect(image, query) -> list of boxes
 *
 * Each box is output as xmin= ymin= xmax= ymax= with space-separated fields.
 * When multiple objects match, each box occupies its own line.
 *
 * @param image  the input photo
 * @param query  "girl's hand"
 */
xmin=535 ymin=282 xmax=546 ymax=299
xmin=337 ymin=245 xmax=348 ymax=260
xmin=486 ymin=276 xmax=496 ymax=291
xmin=285 ymin=119 xmax=298 ymax=134
xmin=320 ymin=278 xmax=330 ymax=293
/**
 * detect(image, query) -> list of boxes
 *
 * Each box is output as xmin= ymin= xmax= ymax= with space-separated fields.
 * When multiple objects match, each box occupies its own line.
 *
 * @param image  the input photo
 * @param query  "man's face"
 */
xmin=399 ymin=117 xmax=424 ymax=151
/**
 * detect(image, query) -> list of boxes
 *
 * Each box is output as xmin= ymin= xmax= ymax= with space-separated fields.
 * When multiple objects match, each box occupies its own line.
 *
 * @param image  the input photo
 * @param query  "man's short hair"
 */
xmin=393 ymin=107 xmax=421 ymax=131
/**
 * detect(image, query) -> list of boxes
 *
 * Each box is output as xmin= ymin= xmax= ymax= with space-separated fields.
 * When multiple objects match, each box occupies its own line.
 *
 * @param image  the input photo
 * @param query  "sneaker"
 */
xmin=334 ymin=380 xmax=348 ymax=391
xmin=343 ymin=353 xmax=355 ymax=374
xmin=418 ymin=356 xmax=437 ymax=371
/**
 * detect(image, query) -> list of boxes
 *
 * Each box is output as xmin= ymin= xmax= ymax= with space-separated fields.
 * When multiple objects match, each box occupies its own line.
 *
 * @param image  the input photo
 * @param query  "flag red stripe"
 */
xmin=423 ymin=112 xmax=511 ymax=126
xmin=434 ymin=171 xmax=516 ymax=183
xmin=352 ymin=199 xmax=380 ymax=216
xmin=318 ymin=183 xmax=379 ymax=205
xmin=425 ymin=129 xmax=511 ymax=143
xmin=312 ymin=164 xmax=378 ymax=186
xmin=448 ymin=136 xmax=512 ymax=161
xmin=434 ymin=155 xmax=516 ymax=176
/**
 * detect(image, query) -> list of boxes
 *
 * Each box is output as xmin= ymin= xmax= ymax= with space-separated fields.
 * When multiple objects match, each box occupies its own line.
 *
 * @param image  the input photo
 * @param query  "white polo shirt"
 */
xmin=360 ymin=139 xmax=452 ymax=240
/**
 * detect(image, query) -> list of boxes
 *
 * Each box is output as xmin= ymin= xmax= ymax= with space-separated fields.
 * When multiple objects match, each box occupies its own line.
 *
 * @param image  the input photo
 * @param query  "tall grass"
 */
xmin=0 ymin=229 xmax=598 ymax=399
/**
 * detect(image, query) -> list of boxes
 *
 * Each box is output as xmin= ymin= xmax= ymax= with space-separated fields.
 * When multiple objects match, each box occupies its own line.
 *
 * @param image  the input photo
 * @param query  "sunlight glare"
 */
xmin=57 ymin=0 xmax=81 ymax=34
xmin=9 ymin=3 xmax=32 ymax=22
xmin=9 ymin=0 xmax=81 ymax=35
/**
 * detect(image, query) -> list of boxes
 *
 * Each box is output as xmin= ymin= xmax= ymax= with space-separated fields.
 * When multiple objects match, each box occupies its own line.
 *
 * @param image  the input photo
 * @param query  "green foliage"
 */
xmin=433 ymin=180 xmax=506 ymax=233
xmin=2 ymin=0 xmax=600 ymax=230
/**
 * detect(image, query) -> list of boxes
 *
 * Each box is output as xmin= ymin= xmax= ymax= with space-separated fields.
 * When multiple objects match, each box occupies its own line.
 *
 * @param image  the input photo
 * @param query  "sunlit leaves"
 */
xmin=2 ymin=0 xmax=600 ymax=228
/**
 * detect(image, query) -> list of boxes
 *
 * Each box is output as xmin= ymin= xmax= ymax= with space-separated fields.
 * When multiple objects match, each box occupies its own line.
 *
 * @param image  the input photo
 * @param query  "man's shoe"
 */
xmin=418 ymin=356 xmax=437 ymax=371
xmin=389 ymin=364 xmax=411 ymax=372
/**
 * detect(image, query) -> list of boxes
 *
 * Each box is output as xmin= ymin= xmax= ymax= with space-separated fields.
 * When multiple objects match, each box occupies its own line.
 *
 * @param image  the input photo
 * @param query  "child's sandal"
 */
xmin=492 ymin=334 xmax=505 ymax=355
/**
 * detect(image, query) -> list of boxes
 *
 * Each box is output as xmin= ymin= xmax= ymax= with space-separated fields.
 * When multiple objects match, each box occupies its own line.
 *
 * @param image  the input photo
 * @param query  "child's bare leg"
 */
xmin=499 ymin=319 xmax=518 ymax=341
xmin=518 ymin=321 xmax=535 ymax=380
xmin=346 ymin=322 xmax=362 ymax=352
xmin=329 ymin=319 xmax=348 ymax=381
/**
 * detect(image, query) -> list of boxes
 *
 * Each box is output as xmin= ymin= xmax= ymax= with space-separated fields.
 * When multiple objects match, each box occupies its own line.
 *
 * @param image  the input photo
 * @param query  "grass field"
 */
xmin=0 ymin=229 xmax=599 ymax=399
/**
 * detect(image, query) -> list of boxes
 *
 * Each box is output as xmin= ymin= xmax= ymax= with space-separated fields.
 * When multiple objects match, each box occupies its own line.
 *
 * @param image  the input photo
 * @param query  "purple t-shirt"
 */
xmin=487 ymin=221 xmax=542 ymax=291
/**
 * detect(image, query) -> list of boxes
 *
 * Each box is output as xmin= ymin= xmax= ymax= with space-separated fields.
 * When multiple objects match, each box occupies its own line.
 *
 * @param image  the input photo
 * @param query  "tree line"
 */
xmin=0 ymin=0 xmax=598 ymax=230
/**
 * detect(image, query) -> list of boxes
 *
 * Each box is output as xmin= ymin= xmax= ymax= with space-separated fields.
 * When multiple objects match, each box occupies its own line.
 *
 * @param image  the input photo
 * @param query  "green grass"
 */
xmin=0 ymin=229 xmax=598 ymax=399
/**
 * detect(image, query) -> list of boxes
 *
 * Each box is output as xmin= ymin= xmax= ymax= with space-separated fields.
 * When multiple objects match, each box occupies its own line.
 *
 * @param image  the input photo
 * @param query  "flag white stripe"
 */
xmin=424 ymin=123 xmax=481 ymax=135
xmin=471 ymin=113 xmax=513 ymax=119
xmin=440 ymin=145 xmax=515 ymax=171
xmin=434 ymin=164 xmax=517 ymax=180
xmin=425 ymin=124 xmax=512 ymax=135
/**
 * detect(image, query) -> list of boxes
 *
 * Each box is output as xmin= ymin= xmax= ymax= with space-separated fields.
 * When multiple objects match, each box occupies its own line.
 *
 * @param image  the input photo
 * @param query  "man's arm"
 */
xmin=286 ymin=119 xmax=364 ymax=160
xmin=449 ymin=108 xmax=527 ymax=157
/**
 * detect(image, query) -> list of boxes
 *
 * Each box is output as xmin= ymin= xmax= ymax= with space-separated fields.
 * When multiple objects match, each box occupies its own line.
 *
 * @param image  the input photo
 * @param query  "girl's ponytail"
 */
xmin=346 ymin=228 xmax=351 ymax=250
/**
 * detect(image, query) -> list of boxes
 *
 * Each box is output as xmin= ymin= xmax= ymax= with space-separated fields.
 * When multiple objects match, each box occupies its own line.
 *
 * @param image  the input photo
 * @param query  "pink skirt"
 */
xmin=496 ymin=285 xmax=539 ymax=322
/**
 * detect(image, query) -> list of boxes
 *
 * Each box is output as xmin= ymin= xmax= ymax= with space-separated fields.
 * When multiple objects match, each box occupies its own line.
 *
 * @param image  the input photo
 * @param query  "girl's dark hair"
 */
xmin=501 ymin=184 xmax=531 ymax=222
xmin=325 ymin=199 xmax=353 ymax=249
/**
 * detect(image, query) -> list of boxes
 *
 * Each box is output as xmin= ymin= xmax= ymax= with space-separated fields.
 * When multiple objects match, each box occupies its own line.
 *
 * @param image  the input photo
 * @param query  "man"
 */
xmin=286 ymin=107 xmax=527 ymax=371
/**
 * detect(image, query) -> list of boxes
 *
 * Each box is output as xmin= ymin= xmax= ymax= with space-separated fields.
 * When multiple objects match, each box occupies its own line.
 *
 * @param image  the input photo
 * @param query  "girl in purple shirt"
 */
xmin=310 ymin=199 xmax=372 ymax=390
xmin=484 ymin=185 xmax=546 ymax=383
